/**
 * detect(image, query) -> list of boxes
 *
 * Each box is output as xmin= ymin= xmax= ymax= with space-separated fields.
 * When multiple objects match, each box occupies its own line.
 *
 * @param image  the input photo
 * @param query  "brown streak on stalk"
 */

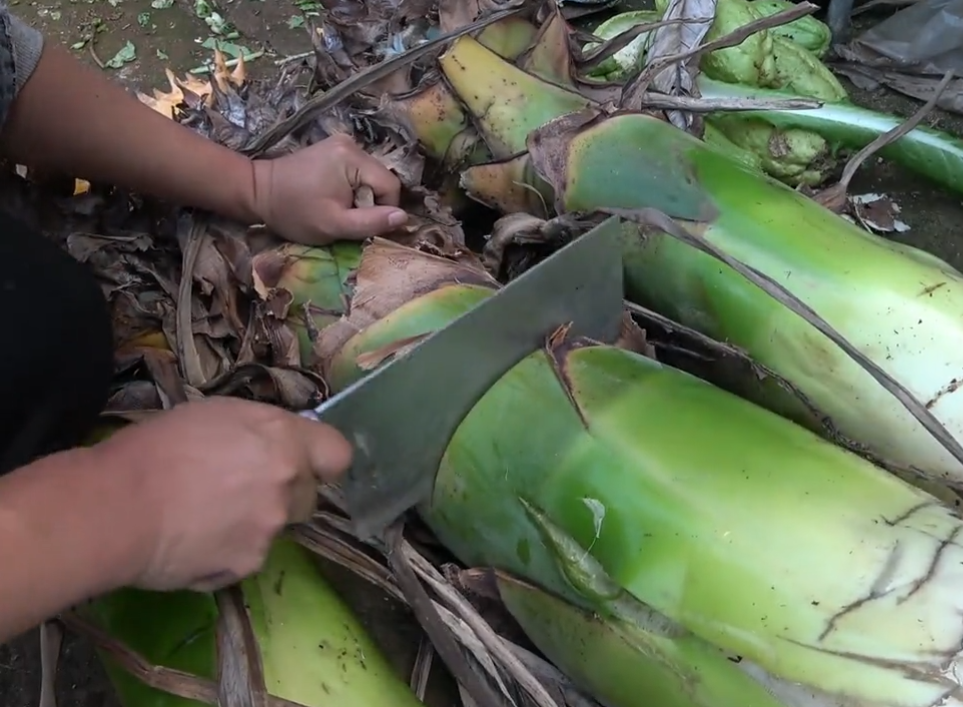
xmin=300 ymin=303 xmax=320 ymax=346
xmin=899 ymin=526 xmax=962 ymax=605
xmin=927 ymin=378 xmax=963 ymax=410
xmin=818 ymin=544 xmax=901 ymax=641
xmin=919 ymin=282 xmax=946 ymax=298
xmin=215 ymin=587 xmax=269 ymax=707
xmin=58 ymin=614 xmax=310 ymax=707
xmin=783 ymin=635 xmax=961 ymax=693
xmin=355 ymin=333 xmax=431 ymax=370
xmin=883 ymin=501 xmax=938 ymax=528
xmin=545 ymin=325 xmax=591 ymax=430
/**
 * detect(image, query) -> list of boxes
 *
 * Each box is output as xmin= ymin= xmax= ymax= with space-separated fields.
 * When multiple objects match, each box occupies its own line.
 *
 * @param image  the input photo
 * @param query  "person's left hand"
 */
xmin=250 ymin=134 xmax=409 ymax=245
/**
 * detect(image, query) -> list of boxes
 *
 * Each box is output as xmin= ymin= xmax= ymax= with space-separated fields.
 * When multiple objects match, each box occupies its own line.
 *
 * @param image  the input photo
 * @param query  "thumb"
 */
xmin=290 ymin=415 xmax=354 ymax=483
xmin=332 ymin=205 xmax=409 ymax=240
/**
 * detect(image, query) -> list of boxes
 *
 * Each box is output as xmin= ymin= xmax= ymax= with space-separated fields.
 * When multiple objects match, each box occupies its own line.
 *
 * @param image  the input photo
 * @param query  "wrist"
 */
xmin=0 ymin=445 xmax=157 ymax=617
xmin=74 ymin=443 xmax=158 ymax=589
xmin=45 ymin=445 xmax=156 ymax=591
xmin=216 ymin=148 xmax=262 ymax=226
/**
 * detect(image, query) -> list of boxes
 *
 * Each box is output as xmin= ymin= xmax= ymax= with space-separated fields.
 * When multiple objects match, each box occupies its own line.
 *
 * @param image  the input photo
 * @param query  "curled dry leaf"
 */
xmin=849 ymin=192 xmax=911 ymax=234
xmin=634 ymin=0 xmax=717 ymax=127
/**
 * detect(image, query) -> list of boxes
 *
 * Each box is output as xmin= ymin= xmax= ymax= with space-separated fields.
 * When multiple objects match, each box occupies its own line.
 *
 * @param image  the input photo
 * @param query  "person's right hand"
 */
xmin=89 ymin=397 xmax=352 ymax=593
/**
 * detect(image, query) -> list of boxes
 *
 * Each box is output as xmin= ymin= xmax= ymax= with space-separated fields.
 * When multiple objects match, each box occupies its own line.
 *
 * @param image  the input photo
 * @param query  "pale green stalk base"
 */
xmin=616 ymin=122 xmax=963 ymax=482
xmin=318 ymin=241 xmax=963 ymax=707
xmin=85 ymin=538 xmax=424 ymax=707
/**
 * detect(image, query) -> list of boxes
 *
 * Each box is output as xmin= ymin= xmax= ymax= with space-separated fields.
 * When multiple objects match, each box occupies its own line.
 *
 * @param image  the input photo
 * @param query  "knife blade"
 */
xmin=301 ymin=216 xmax=625 ymax=540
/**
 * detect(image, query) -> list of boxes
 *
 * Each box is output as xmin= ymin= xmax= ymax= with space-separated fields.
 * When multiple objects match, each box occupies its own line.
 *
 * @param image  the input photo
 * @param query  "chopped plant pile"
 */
xmin=20 ymin=1 xmax=963 ymax=707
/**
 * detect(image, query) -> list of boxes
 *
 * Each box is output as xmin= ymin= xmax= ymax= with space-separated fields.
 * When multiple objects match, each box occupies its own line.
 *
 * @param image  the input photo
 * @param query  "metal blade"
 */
xmin=305 ymin=216 xmax=625 ymax=540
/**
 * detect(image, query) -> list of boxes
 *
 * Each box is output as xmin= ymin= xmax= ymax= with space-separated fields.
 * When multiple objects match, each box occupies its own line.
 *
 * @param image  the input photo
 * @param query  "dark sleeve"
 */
xmin=0 ymin=4 xmax=43 ymax=129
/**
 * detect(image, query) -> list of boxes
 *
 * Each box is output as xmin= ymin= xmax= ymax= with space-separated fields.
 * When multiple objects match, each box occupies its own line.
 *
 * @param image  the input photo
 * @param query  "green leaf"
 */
xmin=104 ymin=40 xmax=137 ymax=69
xmin=156 ymin=48 xmax=169 ymax=59
xmin=151 ymin=0 xmax=174 ymax=8
xmin=287 ymin=14 xmax=304 ymax=28
xmin=199 ymin=37 xmax=249 ymax=57
xmin=137 ymin=11 xmax=151 ymax=25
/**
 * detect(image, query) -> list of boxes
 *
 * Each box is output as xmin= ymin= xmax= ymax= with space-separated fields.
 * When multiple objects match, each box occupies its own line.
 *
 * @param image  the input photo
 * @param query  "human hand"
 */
xmin=91 ymin=397 xmax=352 ymax=592
xmin=250 ymin=134 xmax=409 ymax=245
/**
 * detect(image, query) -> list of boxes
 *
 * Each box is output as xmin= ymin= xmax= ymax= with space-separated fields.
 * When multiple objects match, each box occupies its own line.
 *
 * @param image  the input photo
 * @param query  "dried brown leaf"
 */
xmin=201 ymin=363 xmax=324 ymax=409
xmin=638 ymin=0 xmax=716 ymax=127
xmin=834 ymin=61 xmax=963 ymax=114
xmin=816 ymin=69 xmax=953 ymax=210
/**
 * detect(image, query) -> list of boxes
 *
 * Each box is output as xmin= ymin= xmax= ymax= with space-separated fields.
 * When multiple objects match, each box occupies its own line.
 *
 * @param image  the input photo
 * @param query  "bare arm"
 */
xmin=0 ymin=11 xmax=259 ymax=223
xmin=0 ymin=448 xmax=149 ymax=642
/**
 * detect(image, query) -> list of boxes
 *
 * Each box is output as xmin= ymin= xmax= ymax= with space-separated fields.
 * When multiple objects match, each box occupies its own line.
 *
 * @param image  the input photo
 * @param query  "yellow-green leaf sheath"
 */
xmin=423 ymin=343 xmax=963 ymax=707
xmin=617 ymin=125 xmax=963 ymax=483
xmin=86 ymin=539 xmax=425 ymax=707
xmin=496 ymin=573 xmax=789 ymax=707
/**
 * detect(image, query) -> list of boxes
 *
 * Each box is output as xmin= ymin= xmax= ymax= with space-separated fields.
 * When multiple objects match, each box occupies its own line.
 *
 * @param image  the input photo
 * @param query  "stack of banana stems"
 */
xmin=48 ymin=2 xmax=963 ymax=707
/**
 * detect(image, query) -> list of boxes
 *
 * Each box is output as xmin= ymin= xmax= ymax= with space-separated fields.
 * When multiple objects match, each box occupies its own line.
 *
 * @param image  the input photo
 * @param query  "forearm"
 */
xmin=0 ymin=447 xmax=148 ymax=642
xmin=0 ymin=41 xmax=259 ymax=223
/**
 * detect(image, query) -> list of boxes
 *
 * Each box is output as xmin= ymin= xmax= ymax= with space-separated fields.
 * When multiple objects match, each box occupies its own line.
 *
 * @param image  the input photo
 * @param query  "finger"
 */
xmin=289 ymin=415 xmax=354 ymax=483
xmin=352 ymin=152 xmax=402 ymax=207
xmin=329 ymin=204 xmax=410 ymax=240
xmin=287 ymin=471 xmax=318 ymax=524
xmin=187 ymin=570 xmax=240 ymax=593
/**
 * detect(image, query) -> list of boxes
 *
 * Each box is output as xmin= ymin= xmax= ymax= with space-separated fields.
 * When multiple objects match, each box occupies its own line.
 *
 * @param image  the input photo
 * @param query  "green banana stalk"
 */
xmin=701 ymin=122 xmax=766 ymax=172
xmin=768 ymin=34 xmax=847 ymax=102
xmin=493 ymin=572 xmax=787 ymax=707
xmin=579 ymin=14 xmax=963 ymax=195
xmin=697 ymin=76 xmax=963 ymax=196
xmin=746 ymin=0 xmax=831 ymax=56
xmin=436 ymin=34 xmax=963 ymax=482
xmin=85 ymin=536 xmax=426 ymax=707
xmin=80 ymin=420 xmax=424 ymax=707
xmin=252 ymin=241 xmax=360 ymax=365
xmin=390 ymin=15 xmax=541 ymax=167
xmin=707 ymin=113 xmax=830 ymax=185
xmin=581 ymin=7 xmax=841 ymax=185
xmin=658 ymin=0 xmax=840 ymax=96
xmin=273 ymin=232 xmax=963 ymax=707
xmin=583 ymin=10 xmax=658 ymax=82
xmin=439 ymin=36 xmax=590 ymax=161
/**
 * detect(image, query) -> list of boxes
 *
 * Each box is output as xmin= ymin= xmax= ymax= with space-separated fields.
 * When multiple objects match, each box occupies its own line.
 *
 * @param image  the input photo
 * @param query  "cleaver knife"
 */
xmin=300 ymin=216 xmax=625 ymax=541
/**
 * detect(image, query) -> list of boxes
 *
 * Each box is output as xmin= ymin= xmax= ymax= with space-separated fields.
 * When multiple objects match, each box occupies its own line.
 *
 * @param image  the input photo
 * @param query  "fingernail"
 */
xmin=387 ymin=210 xmax=408 ymax=227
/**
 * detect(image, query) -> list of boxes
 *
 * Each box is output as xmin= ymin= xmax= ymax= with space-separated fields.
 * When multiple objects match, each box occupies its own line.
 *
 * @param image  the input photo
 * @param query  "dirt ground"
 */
xmin=2 ymin=1 xmax=963 ymax=706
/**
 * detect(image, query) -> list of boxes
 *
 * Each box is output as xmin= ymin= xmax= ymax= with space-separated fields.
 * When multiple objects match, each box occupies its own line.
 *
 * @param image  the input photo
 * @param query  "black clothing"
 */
xmin=0 ymin=211 xmax=112 ymax=474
